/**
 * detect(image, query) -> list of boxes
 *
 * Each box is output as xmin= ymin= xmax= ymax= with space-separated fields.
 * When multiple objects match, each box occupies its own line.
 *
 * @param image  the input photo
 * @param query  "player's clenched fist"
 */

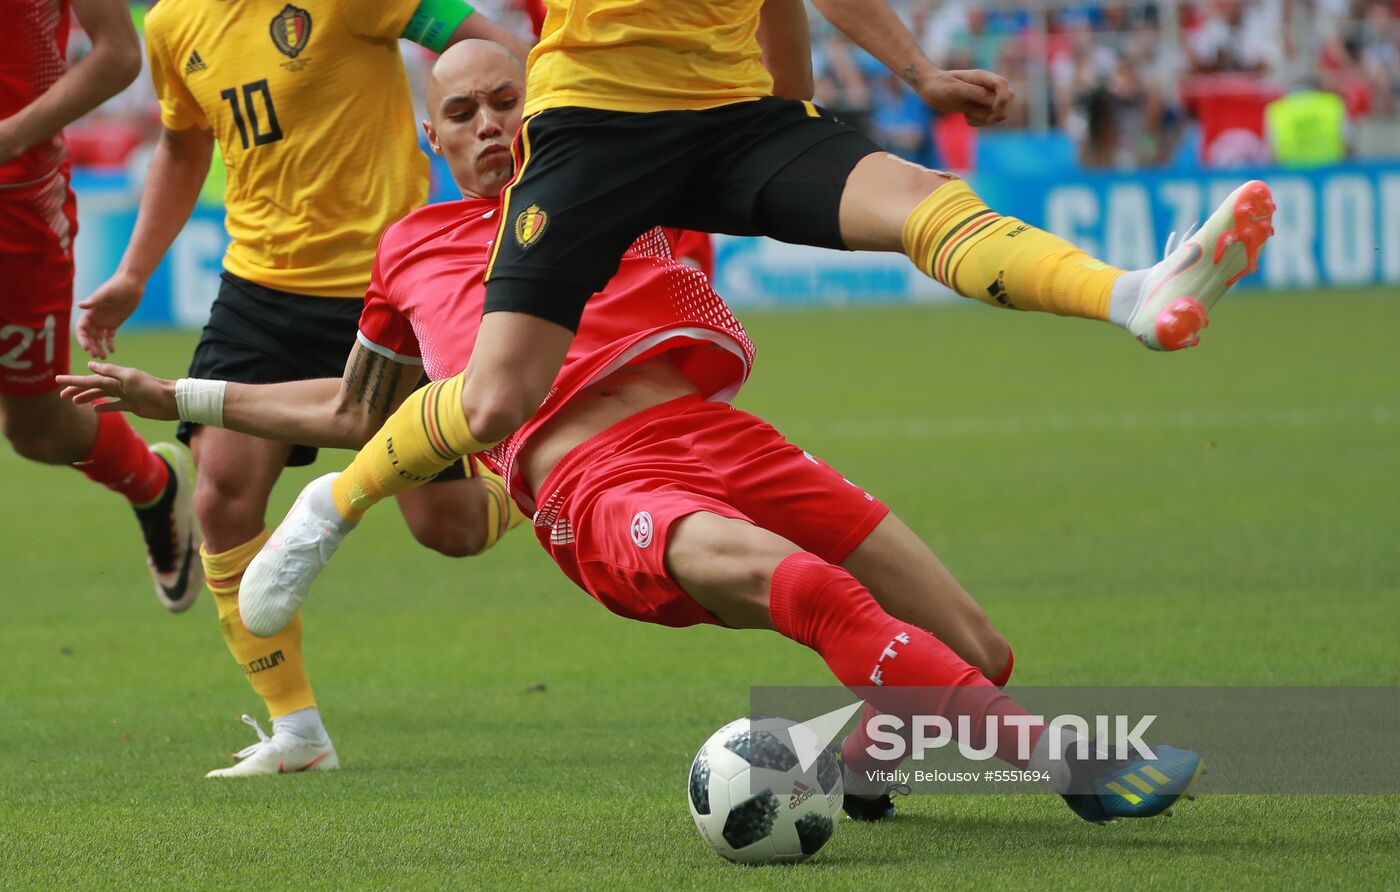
xmin=56 ymin=361 xmax=178 ymax=420
xmin=916 ymin=68 xmax=1013 ymax=127
xmin=76 ymin=270 xmax=146 ymax=359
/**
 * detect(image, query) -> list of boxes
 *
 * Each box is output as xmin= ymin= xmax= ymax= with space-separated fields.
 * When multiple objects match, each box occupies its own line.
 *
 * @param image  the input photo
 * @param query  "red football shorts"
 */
xmin=0 ymin=167 xmax=77 ymax=396
xmin=531 ymin=394 xmax=890 ymax=627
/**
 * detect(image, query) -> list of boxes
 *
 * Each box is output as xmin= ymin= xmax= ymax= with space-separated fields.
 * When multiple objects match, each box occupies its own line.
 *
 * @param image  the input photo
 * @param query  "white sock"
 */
xmin=1107 ymin=268 xmax=1151 ymax=328
xmin=1030 ymin=726 xmax=1099 ymax=794
xmin=272 ymin=706 xmax=328 ymax=742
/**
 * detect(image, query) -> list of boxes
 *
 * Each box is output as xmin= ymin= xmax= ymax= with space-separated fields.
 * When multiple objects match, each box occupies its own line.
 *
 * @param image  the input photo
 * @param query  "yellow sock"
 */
xmin=472 ymin=460 xmax=529 ymax=551
xmin=203 ymin=531 xmax=316 ymax=718
xmin=903 ymin=179 xmax=1122 ymax=320
xmin=331 ymin=371 xmax=500 ymax=523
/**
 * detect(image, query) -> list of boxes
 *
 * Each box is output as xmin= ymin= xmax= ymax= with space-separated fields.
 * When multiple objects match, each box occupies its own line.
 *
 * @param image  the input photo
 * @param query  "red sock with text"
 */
xmin=73 ymin=412 xmax=169 ymax=506
xmin=768 ymin=553 xmax=1041 ymax=770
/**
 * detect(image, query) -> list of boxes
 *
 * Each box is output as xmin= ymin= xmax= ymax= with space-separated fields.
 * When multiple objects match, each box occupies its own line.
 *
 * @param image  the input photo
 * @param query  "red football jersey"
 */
xmin=0 ymin=0 xmax=71 ymax=184
xmin=672 ymin=229 xmax=715 ymax=279
xmin=357 ymin=198 xmax=754 ymax=503
xmin=521 ymin=0 xmax=547 ymax=38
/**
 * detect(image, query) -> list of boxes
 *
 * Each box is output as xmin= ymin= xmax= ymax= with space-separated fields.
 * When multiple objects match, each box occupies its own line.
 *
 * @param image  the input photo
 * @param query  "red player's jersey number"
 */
xmin=0 ymin=314 xmax=57 ymax=370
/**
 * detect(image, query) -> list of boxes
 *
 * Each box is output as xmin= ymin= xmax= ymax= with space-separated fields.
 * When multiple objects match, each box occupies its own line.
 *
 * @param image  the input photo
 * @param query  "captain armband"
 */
xmin=402 ymin=0 xmax=475 ymax=53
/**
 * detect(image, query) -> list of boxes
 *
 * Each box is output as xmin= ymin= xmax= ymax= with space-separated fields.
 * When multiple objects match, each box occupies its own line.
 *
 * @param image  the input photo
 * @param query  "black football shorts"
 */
xmin=484 ymin=96 xmax=881 ymax=331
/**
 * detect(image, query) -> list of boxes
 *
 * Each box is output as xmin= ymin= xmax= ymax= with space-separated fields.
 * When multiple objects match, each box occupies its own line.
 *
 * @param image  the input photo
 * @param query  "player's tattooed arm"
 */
xmin=758 ymin=0 xmax=814 ymax=101
xmin=337 ymin=342 xmax=421 ymax=432
xmin=58 ymin=343 xmax=419 ymax=449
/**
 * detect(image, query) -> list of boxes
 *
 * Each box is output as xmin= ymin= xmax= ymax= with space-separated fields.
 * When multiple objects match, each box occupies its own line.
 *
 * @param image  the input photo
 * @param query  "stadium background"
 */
xmin=63 ymin=0 xmax=1400 ymax=323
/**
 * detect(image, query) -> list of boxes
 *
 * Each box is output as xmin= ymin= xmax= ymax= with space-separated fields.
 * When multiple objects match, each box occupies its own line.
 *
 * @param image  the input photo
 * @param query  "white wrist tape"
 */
xmin=174 ymin=378 xmax=228 ymax=428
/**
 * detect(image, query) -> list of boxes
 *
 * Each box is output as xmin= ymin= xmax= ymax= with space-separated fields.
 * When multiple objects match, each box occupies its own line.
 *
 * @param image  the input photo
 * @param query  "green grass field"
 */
xmin=3 ymin=290 xmax=1397 ymax=890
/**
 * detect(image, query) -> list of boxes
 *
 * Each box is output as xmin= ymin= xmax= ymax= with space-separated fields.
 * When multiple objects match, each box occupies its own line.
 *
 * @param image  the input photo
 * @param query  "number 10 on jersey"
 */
xmin=220 ymin=79 xmax=283 ymax=150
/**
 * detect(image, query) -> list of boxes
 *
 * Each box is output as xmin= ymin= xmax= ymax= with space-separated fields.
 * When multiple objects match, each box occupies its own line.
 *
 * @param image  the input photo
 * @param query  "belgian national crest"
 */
xmin=514 ymin=204 xmax=549 ymax=249
xmin=270 ymin=4 xmax=313 ymax=59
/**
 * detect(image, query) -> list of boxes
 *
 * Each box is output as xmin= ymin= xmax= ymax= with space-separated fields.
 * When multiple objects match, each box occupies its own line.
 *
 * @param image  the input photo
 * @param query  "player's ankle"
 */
xmin=326 ymin=474 xmax=366 ymax=526
xmin=1107 ymin=269 xmax=1151 ymax=328
xmin=272 ymin=706 xmax=327 ymax=742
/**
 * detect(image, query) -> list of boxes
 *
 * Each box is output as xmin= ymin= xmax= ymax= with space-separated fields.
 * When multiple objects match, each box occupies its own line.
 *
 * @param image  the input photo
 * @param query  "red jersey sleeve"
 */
xmin=356 ymin=251 xmax=422 ymax=364
xmin=521 ymin=0 xmax=547 ymax=37
xmin=671 ymin=230 xmax=715 ymax=280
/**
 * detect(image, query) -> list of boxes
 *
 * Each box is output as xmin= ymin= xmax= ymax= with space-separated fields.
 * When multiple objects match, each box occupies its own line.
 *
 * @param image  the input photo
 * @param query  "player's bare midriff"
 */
xmin=519 ymin=357 xmax=700 ymax=497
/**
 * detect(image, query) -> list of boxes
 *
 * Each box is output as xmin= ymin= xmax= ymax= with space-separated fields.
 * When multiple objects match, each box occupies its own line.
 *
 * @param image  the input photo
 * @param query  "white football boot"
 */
xmin=134 ymin=441 xmax=203 ymax=613
xmin=1126 ymin=179 xmax=1275 ymax=351
xmin=239 ymin=473 xmax=353 ymax=638
xmin=205 ymin=714 xmax=339 ymax=778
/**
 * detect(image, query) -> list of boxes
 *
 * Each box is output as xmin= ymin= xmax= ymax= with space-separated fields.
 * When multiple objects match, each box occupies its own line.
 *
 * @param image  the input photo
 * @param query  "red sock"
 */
xmin=73 ymin=412 xmax=169 ymax=506
xmin=991 ymin=646 xmax=1015 ymax=688
xmin=769 ymin=552 xmax=1041 ymax=769
xmin=839 ymin=648 xmax=1016 ymax=770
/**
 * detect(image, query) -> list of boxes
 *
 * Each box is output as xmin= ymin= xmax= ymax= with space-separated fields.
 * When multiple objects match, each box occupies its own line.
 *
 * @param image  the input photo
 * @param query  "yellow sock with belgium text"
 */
xmin=203 ymin=530 xmax=316 ymax=719
xmin=330 ymin=372 xmax=501 ymax=524
xmin=903 ymin=179 xmax=1123 ymax=320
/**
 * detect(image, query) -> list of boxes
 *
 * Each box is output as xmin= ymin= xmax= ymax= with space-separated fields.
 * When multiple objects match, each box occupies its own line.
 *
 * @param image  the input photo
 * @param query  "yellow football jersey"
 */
xmin=524 ymin=0 xmax=773 ymax=116
xmin=145 ymin=0 xmax=428 ymax=297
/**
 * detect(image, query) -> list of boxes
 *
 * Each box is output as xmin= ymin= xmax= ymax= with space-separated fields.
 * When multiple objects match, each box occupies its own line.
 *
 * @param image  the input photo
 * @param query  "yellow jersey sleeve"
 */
xmin=145 ymin=20 xmax=208 ymax=131
xmin=337 ymin=0 xmax=419 ymax=41
xmin=142 ymin=0 xmax=428 ymax=298
xmin=525 ymin=0 xmax=773 ymax=116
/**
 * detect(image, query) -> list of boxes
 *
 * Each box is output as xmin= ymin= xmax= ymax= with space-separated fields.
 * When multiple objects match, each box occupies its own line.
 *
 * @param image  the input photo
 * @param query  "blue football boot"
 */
xmin=1062 ymin=744 xmax=1204 ymax=824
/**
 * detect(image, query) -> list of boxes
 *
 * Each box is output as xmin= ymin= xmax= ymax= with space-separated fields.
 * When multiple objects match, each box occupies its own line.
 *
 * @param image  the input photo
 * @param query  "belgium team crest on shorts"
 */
xmin=270 ymin=4 xmax=313 ymax=59
xmin=514 ymin=204 xmax=549 ymax=249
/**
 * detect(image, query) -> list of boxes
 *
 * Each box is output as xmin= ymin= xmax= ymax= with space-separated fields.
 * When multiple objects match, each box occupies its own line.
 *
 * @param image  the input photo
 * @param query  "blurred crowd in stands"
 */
xmin=61 ymin=0 xmax=1400 ymax=179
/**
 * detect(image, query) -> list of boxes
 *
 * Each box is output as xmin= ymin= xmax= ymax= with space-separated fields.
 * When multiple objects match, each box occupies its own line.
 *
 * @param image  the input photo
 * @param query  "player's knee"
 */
xmin=408 ymin=517 xmax=486 ymax=558
xmin=193 ymin=472 xmax=265 ymax=540
xmin=3 ymin=420 xmax=70 ymax=464
xmin=902 ymin=164 xmax=955 ymax=204
xmin=735 ymin=538 xmax=800 ymax=603
xmin=463 ymin=388 xmax=533 ymax=446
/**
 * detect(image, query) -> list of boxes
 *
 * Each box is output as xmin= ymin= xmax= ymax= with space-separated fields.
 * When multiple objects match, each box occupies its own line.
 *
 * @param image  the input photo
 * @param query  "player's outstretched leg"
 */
xmin=836 ymin=154 xmax=1273 ymax=350
xmin=1 ymin=392 xmax=201 ymax=610
xmin=667 ymin=513 xmax=1202 ymax=825
xmin=241 ymin=463 xmax=524 ymax=638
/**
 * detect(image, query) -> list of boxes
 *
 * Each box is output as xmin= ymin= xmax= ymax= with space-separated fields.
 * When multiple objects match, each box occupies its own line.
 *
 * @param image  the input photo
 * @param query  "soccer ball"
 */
xmin=687 ymin=716 xmax=844 ymax=864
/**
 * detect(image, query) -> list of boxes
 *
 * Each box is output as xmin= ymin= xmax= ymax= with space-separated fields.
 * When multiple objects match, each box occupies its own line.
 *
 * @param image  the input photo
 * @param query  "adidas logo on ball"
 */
xmin=788 ymin=780 xmax=816 ymax=810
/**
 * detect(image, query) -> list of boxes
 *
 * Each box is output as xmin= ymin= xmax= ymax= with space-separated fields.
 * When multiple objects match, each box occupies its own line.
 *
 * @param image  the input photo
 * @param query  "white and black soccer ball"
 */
xmin=687 ymin=716 xmax=843 ymax=865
